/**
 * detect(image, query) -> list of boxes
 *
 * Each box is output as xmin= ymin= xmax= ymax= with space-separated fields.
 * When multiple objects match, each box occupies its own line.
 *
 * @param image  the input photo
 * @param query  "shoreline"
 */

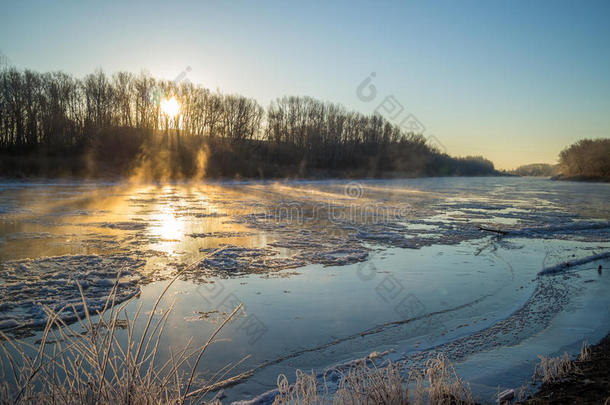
xmin=518 ymin=332 xmax=610 ymax=404
xmin=0 ymin=169 xmax=508 ymax=182
xmin=551 ymin=174 xmax=610 ymax=183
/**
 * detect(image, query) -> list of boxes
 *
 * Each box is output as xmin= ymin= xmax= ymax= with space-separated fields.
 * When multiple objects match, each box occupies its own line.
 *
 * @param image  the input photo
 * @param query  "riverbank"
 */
xmin=551 ymin=174 xmax=610 ymax=183
xmin=0 ymin=152 xmax=502 ymax=181
xmin=518 ymin=333 xmax=610 ymax=404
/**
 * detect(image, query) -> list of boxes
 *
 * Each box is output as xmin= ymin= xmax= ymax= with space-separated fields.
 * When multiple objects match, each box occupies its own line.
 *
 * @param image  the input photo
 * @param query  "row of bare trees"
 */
xmin=0 ymin=67 xmax=497 ymax=177
xmin=266 ymin=96 xmax=423 ymax=167
xmin=0 ymin=69 xmax=423 ymax=153
xmin=0 ymin=68 xmax=264 ymax=152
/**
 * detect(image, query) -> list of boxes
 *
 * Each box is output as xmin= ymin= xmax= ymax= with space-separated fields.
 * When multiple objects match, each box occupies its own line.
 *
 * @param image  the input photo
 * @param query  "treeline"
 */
xmin=0 ymin=69 xmax=263 ymax=152
xmin=557 ymin=138 xmax=610 ymax=181
xmin=512 ymin=163 xmax=559 ymax=177
xmin=0 ymin=67 xmax=497 ymax=178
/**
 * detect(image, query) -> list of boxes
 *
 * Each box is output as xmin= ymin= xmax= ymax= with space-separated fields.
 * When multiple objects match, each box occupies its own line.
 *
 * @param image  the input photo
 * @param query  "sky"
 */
xmin=1 ymin=0 xmax=609 ymax=169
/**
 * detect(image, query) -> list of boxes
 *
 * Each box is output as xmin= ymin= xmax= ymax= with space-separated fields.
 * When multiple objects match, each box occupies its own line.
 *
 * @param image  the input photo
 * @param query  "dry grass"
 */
xmin=274 ymin=369 xmax=327 ymax=405
xmin=273 ymin=353 xmax=473 ymax=405
xmin=411 ymin=353 xmax=473 ymax=405
xmin=534 ymin=341 xmax=591 ymax=386
xmin=273 ymin=361 xmax=408 ymax=405
xmin=335 ymin=361 xmax=408 ymax=405
xmin=579 ymin=340 xmax=591 ymax=362
xmin=533 ymin=353 xmax=574 ymax=384
xmin=514 ymin=340 xmax=594 ymax=403
xmin=0 ymin=251 xmax=244 ymax=405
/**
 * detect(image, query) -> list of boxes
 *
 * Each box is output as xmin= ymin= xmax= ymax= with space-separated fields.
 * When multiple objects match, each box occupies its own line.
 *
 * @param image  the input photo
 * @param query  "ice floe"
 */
xmin=190 ymin=246 xmax=307 ymax=277
xmin=0 ymin=254 xmax=145 ymax=332
xmin=188 ymin=231 xmax=254 ymax=239
xmin=538 ymin=251 xmax=610 ymax=275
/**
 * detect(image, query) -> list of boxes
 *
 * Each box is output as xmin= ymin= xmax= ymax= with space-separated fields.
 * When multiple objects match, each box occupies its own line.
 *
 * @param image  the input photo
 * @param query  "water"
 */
xmin=0 ymin=177 xmax=609 ymax=403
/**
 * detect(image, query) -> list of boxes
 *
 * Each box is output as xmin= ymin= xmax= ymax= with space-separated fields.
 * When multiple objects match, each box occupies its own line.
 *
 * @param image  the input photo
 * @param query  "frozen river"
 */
xmin=1 ymin=177 xmax=609 ymax=403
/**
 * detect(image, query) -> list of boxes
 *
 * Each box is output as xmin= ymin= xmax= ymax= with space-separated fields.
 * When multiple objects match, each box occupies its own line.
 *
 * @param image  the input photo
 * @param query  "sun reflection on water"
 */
xmin=151 ymin=211 xmax=184 ymax=241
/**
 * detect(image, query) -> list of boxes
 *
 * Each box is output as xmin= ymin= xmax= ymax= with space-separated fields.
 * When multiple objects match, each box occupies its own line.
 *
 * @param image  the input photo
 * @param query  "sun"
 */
xmin=160 ymin=96 xmax=180 ymax=117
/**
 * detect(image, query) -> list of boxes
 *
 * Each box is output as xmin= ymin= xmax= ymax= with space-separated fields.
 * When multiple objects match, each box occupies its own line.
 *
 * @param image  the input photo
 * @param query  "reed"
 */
xmin=273 ymin=354 xmax=473 ymax=405
xmin=534 ymin=352 xmax=574 ymax=384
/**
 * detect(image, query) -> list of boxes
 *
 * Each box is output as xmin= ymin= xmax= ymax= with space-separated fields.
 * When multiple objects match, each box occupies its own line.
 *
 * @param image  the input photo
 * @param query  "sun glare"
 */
xmin=160 ymin=96 xmax=180 ymax=117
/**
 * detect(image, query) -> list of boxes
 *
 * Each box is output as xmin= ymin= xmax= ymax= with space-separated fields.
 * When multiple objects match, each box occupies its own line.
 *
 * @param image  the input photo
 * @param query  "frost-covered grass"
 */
xmin=0 ymin=253 xmax=243 ymax=405
xmin=534 ymin=353 xmax=574 ymax=384
xmin=270 ymin=354 xmax=473 ymax=405
xmin=411 ymin=354 xmax=474 ymax=405
xmin=531 ymin=341 xmax=592 ymax=386
xmin=579 ymin=341 xmax=591 ymax=362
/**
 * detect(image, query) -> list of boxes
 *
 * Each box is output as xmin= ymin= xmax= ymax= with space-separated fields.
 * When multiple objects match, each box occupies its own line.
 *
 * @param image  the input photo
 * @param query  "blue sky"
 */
xmin=2 ymin=0 xmax=609 ymax=169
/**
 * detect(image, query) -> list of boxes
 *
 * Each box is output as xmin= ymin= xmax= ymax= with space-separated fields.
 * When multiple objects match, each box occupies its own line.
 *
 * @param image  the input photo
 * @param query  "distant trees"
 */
xmin=265 ymin=96 xmax=414 ymax=168
xmin=512 ymin=163 xmax=559 ymax=177
xmin=0 ymin=67 xmax=498 ymax=178
xmin=558 ymin=138 xmax=610 ymax=180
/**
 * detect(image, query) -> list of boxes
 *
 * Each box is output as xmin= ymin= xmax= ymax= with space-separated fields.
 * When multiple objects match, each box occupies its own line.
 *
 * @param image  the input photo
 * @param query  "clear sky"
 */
xmin=1 ymin=0 xmax=609 ymax=169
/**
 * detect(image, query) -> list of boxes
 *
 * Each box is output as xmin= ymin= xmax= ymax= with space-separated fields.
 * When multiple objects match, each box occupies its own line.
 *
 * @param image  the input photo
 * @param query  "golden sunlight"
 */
xmin=160 ymin=96 xmax=180 ymax=117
